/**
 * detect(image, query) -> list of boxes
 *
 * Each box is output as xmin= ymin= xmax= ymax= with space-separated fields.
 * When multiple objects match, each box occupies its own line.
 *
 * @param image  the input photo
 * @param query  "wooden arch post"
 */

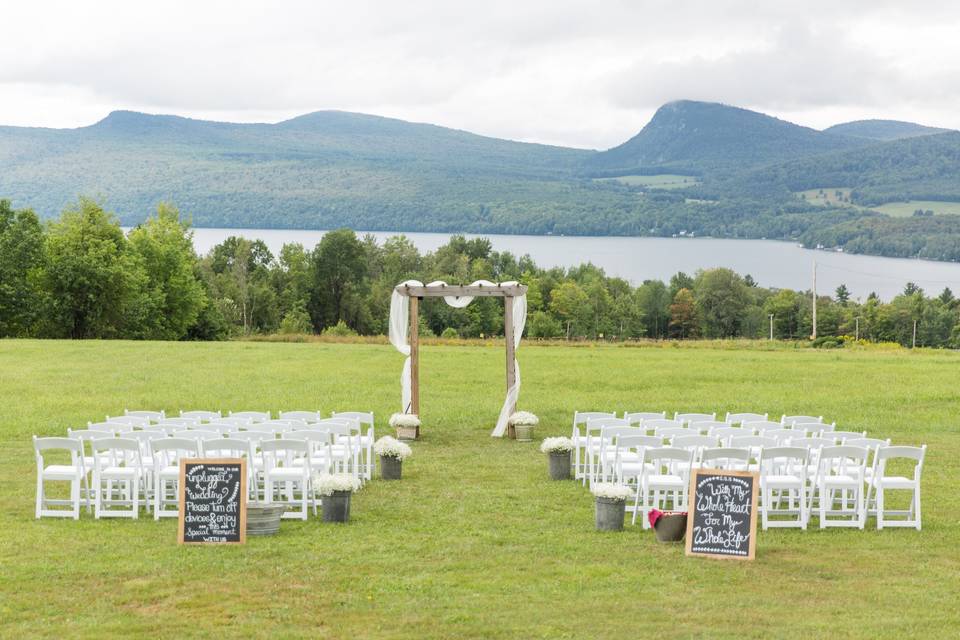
xmin=397 ymin=282 xmax=527 ymax=438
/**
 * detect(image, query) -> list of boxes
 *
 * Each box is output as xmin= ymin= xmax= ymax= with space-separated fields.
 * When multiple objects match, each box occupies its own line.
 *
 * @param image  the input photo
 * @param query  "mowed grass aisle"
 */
xmin=1 ymin=339 xmax=958 ymax=638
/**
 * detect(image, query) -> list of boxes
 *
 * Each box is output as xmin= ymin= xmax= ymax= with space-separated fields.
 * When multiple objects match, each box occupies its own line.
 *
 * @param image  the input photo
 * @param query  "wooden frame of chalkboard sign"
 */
xmin=177 ymin=458 xmax=247 ymax=545
xmin=685 ymin=468 xmax=758 ymax=561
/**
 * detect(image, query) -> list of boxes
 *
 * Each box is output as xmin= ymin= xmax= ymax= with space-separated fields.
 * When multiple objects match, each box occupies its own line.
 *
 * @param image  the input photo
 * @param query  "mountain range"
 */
xmin=1 ymin=100 xmax=959 ymax=260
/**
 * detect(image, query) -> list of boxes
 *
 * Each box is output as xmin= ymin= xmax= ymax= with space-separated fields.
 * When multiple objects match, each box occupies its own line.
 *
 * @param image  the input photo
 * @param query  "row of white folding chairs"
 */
xmin=36 ymin=431 xmax=359 ymax=521
xmin=596 ymin=439 xmax=924 ymax=531
xmin=89 ymin=410 xmax=376 ymax=480
xmin=615 ymin=411 xmax=825 ymax=427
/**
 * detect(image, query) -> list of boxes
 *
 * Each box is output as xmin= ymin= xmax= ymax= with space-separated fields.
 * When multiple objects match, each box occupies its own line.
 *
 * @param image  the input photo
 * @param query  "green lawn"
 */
xmin=1 ymin=340 xmax=958 ymax=638
xmin=871 ymin=200 xmax=960 ymax=217
xmin=795 ymin=187 xmax=856 ymax=207
xmin=594 ymin=174 xmax=701 ymax=189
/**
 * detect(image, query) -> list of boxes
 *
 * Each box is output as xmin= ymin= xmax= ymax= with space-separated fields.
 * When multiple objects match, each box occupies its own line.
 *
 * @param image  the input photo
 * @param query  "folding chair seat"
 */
xmin=812 ymin=445 xmax=868 ymax=529
xmin=631 ymin=447 xmax=692 ymax=528
xmin=332 ymin=411 xmax=376 ymax=481
xmin=260 ymin=440 xmax=315 ymax=520
xmin=91 ymin=438 xmax=143 ymax=519
xmin=571 ymin=411 xmax=616 ymax=482
xmin=724 ymin=412 xmax=768 ymax=425
xmin=152 ymin=438 xmax=201 ymax=519
xmin=759 ymin=446 xmax=809 ymax=529
xmin=869 ymin=445 xmax=925 ymax=530
xmin=34 ymin=436 xmax=88 ymax=519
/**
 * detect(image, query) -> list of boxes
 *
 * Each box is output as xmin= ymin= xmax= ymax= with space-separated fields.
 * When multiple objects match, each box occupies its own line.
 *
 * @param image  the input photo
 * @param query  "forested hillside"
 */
xmin=823 ymin=119 xmax=953 ymax=141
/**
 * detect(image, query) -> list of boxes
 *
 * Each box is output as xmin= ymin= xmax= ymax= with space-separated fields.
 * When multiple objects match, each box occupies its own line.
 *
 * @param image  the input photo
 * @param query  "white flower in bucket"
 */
xmin=508 ymin=411 xmax=539 ymax=426
xmin=389 ymin=413 xmax=421 ymax=428
xmin=374 ymin=436 xmax=413 ymax=461
xmin=313 ymin=473 xmax=361 ymax=496
xmin=540 ymin=436 xmax=574 ymax=454
xmin=591 ymin=483 xmax=633 ymax=502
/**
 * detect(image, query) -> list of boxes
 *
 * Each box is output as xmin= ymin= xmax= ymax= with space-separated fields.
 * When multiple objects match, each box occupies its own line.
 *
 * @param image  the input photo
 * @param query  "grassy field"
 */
xmin=871 ymin=200 xmax=960 ymax=217
xmin=594 ymin=174 xmax=701 ymax=189
xmin=795 ymin=187 xmax=856 ymax=207
xmin=1 ymin=339 xmax=958 ymax=638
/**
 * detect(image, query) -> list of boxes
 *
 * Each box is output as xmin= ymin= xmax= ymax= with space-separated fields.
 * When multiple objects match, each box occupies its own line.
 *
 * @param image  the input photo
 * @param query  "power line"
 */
xmin=815 ymin=261 xmax=960 ymax=286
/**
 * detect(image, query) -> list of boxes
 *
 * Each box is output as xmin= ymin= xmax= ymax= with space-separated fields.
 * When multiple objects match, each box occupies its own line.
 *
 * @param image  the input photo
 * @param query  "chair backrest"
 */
xmin=143 ymin=424 xmax=178 ymax=436
xmin=231 ymin=431 xmax=275 ymax=444
xmin=126 ymin=430 xmax=163 ymax=454
xmin=332 ymin=411 xmax=374 ymax=427
xmin=278 ymin=410 xmax=322 ymax=423
xmin=759 ymin=446 xmax=809 ymax=475
xmin=833 ymin=431 xmax=867 ymax=442
xmin=585 ymin=417 xmax=629 ymax=436
xmin=701 ymin=447 xmax=751 ymax=469
xmin=87 ymin=421 xmax=123 ymax=434
xmin=846 ymin=437 xmax=890 ymax=450
xmin=818 ymin=445 xmax=868 ymax=477
xmin=107 ymin=415 xmax=151 ymax=429
xmin=615 ymin=434 xmax=662 ymax=450
xmin=781 ymin=414 xmax=823 ymax=426
xmin=623 ymin=411 xmax=666 ymax=425
xmin=730 ymin=435 xmax=777 ymax=449
xmin=125 ymin=409 xmax=166 ymax=422
xmin=573 ymin=411 xmax=616 ymax=428
xmin=68 ymin=428 xmax=112 ymax=442
xmin=91 ymin=437 xmax=143 ymax=468
xmin=875 ymin=445 xmax=926 ymax=481
xmin=255 ymin=423 xmax=296 ymax=434
xmin=712 ymin=426 xmax=752 ymax=443
xmin=214 ymin=416 xmax=252 ymax=426
xmin=34 ymin=435 xmax=83 ymax=458
xmin=655 ymin=427 xmax=692 ymax=439
xmin=159 ymin=417 xmax=200 ymax=428
xmin=644 ymin=447 xmax=694 ymax=475
xmin=791 ymin=436 xmax=836 ymax=450
xmin=258 ymin=439 xmax=310 ymax=469
xmin=180 ymin=410 xmax=222 ymax=422
xmin=645 ymin=419 xmax=684 ymax=432
xmin=675 ymin=412 xmax=716 ymax=425
xmin=687 ymin=420 xmax=730 ymax=434
xmin=202 ymin=437 xmax=251 ymax=458
xmin=229 ymin=411 xmax=271 ymax=423
xmin=171 ymin=430 xmax=219 ymax=442
xmin=794 ymin=421 xmax=834 ymax=433
xmin=599 ymin=425 xmax=644 ymax=444
xmin=744 ymin=420 xmax=784 ymax=434
xmin=152 ymin=438 xmax=202 ymax=466
xmin=204 ymin=422 xmax=241 ymax=434
xmin=724 ymin=412 xmax=768 ymax=425
xmin=670 ymin=435 xmax=720 ymax=450
xmin=766 ymin=429 xmax=803 ymax=444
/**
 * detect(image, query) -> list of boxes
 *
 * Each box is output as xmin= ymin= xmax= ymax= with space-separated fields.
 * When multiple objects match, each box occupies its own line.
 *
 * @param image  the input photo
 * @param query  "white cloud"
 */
xmin=0 ymin=1 xmax=959 ymax=147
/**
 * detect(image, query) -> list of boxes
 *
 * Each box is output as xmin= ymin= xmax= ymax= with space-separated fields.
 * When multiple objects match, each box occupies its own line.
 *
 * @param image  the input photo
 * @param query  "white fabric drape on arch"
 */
xmin=387 ymin=280 xmax=527 ymax=437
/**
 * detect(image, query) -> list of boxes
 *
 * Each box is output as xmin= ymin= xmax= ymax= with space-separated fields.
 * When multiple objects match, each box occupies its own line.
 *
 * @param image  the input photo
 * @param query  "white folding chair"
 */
xmin=260 ymin=440 xmax=315 ymax=520
xmin=232 ymin=431 xmax=275 ymax=498
xmin=623 ymin=411 xmax=666 ymax=427
xmin=152 ymin=438 xmax=201 ymax=519
xmin=655 ymin=426 xmax=693 ymax=440
xmin=724 ymin=412 xmax=768 ymax=425
xmin=632 ymin=447 xmax=693 ymax=528
xmin=332 ymin=411 xmax=375 ymax=481
xmin=34 ymin=436 xmax=87 ymax=519
xmin=712 ymin=426 xmax=753 ymax=445
xmin=157 ymin=417 xmax=200 ymax=428
xmin=87 ymin=421 xmax=123 ymax=435
xmin=204 ymin=422 xmax=242 ymax=435
xmin=832 ymin=430 xmax=868 ymax=443
xmin=571 ymin=411 xmax=616 ymax=482
xmin=869 ymin=445 xmax=925 ymax=530
xmin=611 ymin=435 xmax=662 ymax=485
xmin=125 ymin=409 xmax=166 ymax=423
xmin=813 ymin=445 xmax=868 ymax=529
xmin=794 ymin=421 xmax=834 ymax=435
xmin=729 ymin=435 xmax=777 ymax=469
xmin=674 ymin=412 xmax=716 ymax=426
xmin=759 ymin=446 xmax=809 ymax=530
xmin=583 ymin=417 xmax=629 ymax=486
xmin=766 ymin=429 xmax=803 ymax=445
xmin=686 ymin=420 xmax=729 ymax=435
xmin=594 ymin=426 xmax=645 ymax=483
xmin=744 ymin=420 xmax=783 ymax=435
xmin=670 ymin=435 xmax=719 ymax=468
xmin=91 ymin=438 xmax=143 ymax=519
xmin=179 ymin=410 xmax=222 ymax=423
xmin=229 ymin=411 xmax=271 ymax=424
xmin=284 ymin=430 xmax=335 ymax=477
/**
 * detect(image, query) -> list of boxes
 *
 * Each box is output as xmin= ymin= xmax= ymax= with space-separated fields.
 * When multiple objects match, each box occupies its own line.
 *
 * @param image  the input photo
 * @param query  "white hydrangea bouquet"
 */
xmin=374 ymin=436 xmax=413 ymax=461
xmin=508 ymin=411 xmax=539 ymax=426
xmin=540 ymin=436 xmax=574 ymax=454
xmin=591 ymin=483 xmax=634 ymax=502
xmin=313 ymin=473 xmax=361 ymax=496
xmin=389 ymin=413 xmax=421 ymax=428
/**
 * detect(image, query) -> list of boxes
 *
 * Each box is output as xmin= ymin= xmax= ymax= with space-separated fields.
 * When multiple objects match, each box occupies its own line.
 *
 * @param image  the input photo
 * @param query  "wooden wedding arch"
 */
xmin=394 ymin=281 xmax=527 ymax=438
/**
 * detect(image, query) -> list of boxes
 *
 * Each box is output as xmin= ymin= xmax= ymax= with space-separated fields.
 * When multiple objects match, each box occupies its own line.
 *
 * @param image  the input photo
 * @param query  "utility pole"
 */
xmin=811 ymin=260 xmax=818 ymax=339
xmin=769 ymin=314 xmax=774 ymax=340
xmin=912 ymin=320 xmax=917 ymax=348
xmin=855 ymin=316 xmax=860 ymax=341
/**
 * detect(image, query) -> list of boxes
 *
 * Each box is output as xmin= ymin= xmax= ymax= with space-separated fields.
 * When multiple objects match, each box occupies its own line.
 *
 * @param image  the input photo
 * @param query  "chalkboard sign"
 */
xmin=685 ymin=468 xmax=758 ymax=560
xmin=178 ymin=458 xmax=247 ymax=544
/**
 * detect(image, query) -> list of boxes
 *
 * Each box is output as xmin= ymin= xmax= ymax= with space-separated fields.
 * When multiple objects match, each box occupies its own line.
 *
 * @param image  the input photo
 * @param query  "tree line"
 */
xmin=2 ymin=197 xmax=959 ymax=348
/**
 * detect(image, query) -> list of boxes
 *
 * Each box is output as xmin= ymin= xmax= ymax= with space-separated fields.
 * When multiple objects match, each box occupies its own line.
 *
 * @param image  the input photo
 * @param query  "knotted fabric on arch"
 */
xmin=388 ymin=279 xmax=527 ymax=437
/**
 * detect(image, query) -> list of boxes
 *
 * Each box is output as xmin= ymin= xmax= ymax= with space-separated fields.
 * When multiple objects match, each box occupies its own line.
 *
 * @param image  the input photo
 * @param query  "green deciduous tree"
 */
xmin=0 ymin=200 xmax=45 ymax=336
xmin=694 ymin=268 xmax=750 ymax=338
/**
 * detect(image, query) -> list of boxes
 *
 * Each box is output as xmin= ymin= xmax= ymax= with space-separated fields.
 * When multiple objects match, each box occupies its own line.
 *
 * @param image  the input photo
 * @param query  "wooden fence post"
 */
xmin=409 ymin=296 xmax=420 ymax=429
xmin=504 ymin=295 xmax=516 ymax=437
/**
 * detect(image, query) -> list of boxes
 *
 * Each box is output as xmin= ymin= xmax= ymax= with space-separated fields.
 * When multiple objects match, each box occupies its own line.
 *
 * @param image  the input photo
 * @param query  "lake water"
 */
xmin=185 ymin=227 xmax=960 ymax=301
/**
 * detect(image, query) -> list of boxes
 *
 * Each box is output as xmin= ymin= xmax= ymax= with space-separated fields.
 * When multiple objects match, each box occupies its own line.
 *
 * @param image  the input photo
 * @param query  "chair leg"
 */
xmin=876 ymin=487 xmax=884 ymax=530
xmin=71 ymin=478 xmax=81 ymax=520
xmin=914 ymin=485 xmax=922 ymax=531
xmin=35 ymin=474 xmax=43 ymax=519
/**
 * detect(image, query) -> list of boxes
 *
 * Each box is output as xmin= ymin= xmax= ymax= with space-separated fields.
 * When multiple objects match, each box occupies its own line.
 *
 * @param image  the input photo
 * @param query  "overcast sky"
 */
xmin=3 ymin=1 xmax=959 ymax=149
